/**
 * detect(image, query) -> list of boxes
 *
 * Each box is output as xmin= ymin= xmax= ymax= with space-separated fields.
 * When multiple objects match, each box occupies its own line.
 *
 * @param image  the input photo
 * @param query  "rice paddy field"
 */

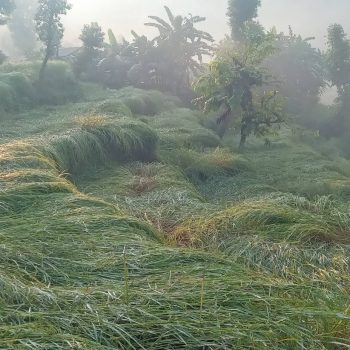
xmin=1 ymin=85 xmax=350 ymax=349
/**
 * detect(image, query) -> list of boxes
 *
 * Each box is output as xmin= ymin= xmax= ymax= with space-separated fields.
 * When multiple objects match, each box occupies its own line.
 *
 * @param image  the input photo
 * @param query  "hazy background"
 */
xmin=1 ymin=0 xmax=350 ymax=50
xmin=62 ymin=0 xmax=350 ymax=48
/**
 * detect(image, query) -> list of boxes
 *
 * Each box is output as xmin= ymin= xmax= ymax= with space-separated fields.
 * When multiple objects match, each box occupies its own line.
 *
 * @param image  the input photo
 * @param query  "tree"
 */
xmin=144 ymin=6 xmax=213 ymax=96
xmin=35 ymin=0 xmax=71 ymax=79
xmin=95 ymin=29 xmax=131 ymax=88
xmin=125 ymin=31 xmax=159 ymax=88
xmin=74 ymin=22 xmax=105 ymax=79
xmin=193 ymin=34 xmax=284 ymax=149
xmin=326 ymin=24 xmax=350 ymax=136
xmin=326 ymin=24 xmax=350 ymax=95
xmin=266 ymin=27 xmax=325 ymax=116
xmin=8 ymin=0 xmax=38 ymax=57
xmin=227 ymin=0 xmax=261 ymax=41
xmin=79 ymin=22 xmax=104 ymax=51
xmin=0 ymin=0 xmax=15 ymax=24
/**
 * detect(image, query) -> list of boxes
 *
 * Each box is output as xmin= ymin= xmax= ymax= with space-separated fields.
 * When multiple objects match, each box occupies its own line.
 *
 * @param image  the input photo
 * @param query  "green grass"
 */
xmin=0 ymin=61 xmax=81 ymax=112
xmin=174 ymin=193 xmax=350 ymax=246
xmin=1 ymin=86 xmax=350 ymax=349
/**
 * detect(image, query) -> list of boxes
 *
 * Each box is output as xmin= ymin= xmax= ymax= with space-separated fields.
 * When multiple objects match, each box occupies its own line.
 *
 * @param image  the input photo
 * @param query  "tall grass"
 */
xmin=1 ymin=88 xmax=350 ymax=349
xmin=162 ymin=147 xmax=251 ymax=182
xmin=149 ymin=108 xmax=221 ymax=149
xmin=115 ymin=87 xmax=181 ymax=116
xmin=0 ymin=72 xmax=35 ymax=113
xmin=173 ymin=193 xmax=350 ymax=246
xmin=0 ymin=61 xmax=81 ymax=113
xmin=45 ymin=120 xmax=158 ymax=176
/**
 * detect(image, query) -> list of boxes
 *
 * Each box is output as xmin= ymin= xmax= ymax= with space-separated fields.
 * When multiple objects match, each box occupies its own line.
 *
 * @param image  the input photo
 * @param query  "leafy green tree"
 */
xmin=266 ymin=27 xmax=325 ymax=116
xmin=74 ymin=22 xmax=105 ymax=79
xmin=8 ymin=0 xmax=38 ymax=57
xmin=144 ymin=6 xmax=213 ymax=96
xmin=80 ymin=22 xmax=104 ymax=51
xmin=194 ymin=35 xmax=284 ymax=149
xmin=326 ymin=24 xmax=350 ymax=94
xmin=35 ymin=0 xmax=71 ymax=79
xmin=227 ymin=0 xmax=261 ymax=41
xmin=0 ymin=0 xmax=15 ymax=24
xmin=95 ymin=30 xmax=131 ymax=88
xmin=124 ymin=30 xmax=160 ymax=88
xmin=326 ymin=24 xmax=350 ymax=136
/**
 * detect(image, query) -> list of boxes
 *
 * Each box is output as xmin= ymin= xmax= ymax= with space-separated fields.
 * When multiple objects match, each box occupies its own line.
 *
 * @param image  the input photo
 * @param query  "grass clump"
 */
xmin=92 ymin=99 xmax=133 ymax=118
xmin=0 ymin=72 xmax=35 ymax=113
xmin=45 ymin=119 xmax=158 ymax=176
xmin=162 ymin=147 xmax=251 ymax=182
xmin=0 ymin=61 xmax=82 ymax=109
xmin=115 ymin=87 xmax=181 ymax=116
xmin=174 ymin=194 xmax=350 ymax=245
xmin=151 ymin=108 xmax=221 ymax=149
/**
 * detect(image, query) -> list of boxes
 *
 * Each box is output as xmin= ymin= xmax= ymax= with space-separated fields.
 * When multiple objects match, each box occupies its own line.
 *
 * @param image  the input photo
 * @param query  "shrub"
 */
xmin=0 ymin=61 xmax=82 ymax=110
xmin=0 ymin=72 xmax=35 ymax=113
xmin=0 ymin=81 xmax=16 ymax=113
xmin=34 ymin=61 xmax=82 ymax=105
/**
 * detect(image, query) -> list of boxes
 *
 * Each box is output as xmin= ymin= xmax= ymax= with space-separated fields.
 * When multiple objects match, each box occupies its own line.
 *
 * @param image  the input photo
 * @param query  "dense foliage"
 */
xmin=266 ymin=27 xmax=325 ymax=116
xmin=227 ymin=0 xmax=261 ymax=41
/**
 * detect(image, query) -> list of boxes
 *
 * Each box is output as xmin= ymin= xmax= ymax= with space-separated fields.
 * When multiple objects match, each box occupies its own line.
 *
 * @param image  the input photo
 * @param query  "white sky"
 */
xmin=1 ymin=0 xmax=349 ymax=52
xmin=62 ymin=0 xmax=350 ymax=48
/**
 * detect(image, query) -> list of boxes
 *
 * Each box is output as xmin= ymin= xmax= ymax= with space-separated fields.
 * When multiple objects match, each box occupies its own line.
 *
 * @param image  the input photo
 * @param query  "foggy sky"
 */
xmin=1 ymin=0 xmax=350 ymax=52
xmin=62 ymin=0 xmax=350 ymax=48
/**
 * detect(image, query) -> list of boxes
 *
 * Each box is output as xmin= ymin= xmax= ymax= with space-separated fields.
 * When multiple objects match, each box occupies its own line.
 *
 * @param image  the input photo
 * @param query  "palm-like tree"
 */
xmin=144 ymin=6 xmax=214 ymax=94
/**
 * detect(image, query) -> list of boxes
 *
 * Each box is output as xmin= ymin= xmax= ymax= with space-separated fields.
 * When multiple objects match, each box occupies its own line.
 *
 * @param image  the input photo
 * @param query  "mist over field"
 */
xmin=1 ymin=0 xmax=350 ymax=50
xmin=62 ymin=0 xmax=350 ymax=47
xmin=2 ymin=0 xmax=350 ymax=348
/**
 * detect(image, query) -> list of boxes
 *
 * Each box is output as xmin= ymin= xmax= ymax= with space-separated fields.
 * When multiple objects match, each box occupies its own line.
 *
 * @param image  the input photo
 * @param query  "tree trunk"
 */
xmin=239 ymin=130 xmax=247 ymax=150
xmin=39 ymin=14 xmax=54 ymax=82
xmin=239 ymin=88 xmax=253 ymax=151
xmin=39 ymin=51 xmax=50 ymax=81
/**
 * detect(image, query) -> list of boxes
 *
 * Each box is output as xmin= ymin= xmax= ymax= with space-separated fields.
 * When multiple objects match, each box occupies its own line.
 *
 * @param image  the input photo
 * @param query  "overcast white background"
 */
xmin=62 ymin=0 xmax=350 ymax=48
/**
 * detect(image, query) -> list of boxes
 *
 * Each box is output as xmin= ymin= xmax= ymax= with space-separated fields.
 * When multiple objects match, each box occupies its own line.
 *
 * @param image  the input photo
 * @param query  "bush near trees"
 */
xmin=35 ymin=0 xmax=71 ymax=79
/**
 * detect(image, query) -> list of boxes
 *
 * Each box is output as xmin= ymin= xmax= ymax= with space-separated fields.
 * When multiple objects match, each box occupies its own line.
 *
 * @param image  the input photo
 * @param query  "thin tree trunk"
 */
xmin=239 ymin=130 xmax=247 ymax=150
xmin=39 ymin=14 xmax=54 ymax=82
xmin=239 ymin=88 xmax=253 ymax=150
xmin=39 ymin=52 xmax=50 ymax=81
